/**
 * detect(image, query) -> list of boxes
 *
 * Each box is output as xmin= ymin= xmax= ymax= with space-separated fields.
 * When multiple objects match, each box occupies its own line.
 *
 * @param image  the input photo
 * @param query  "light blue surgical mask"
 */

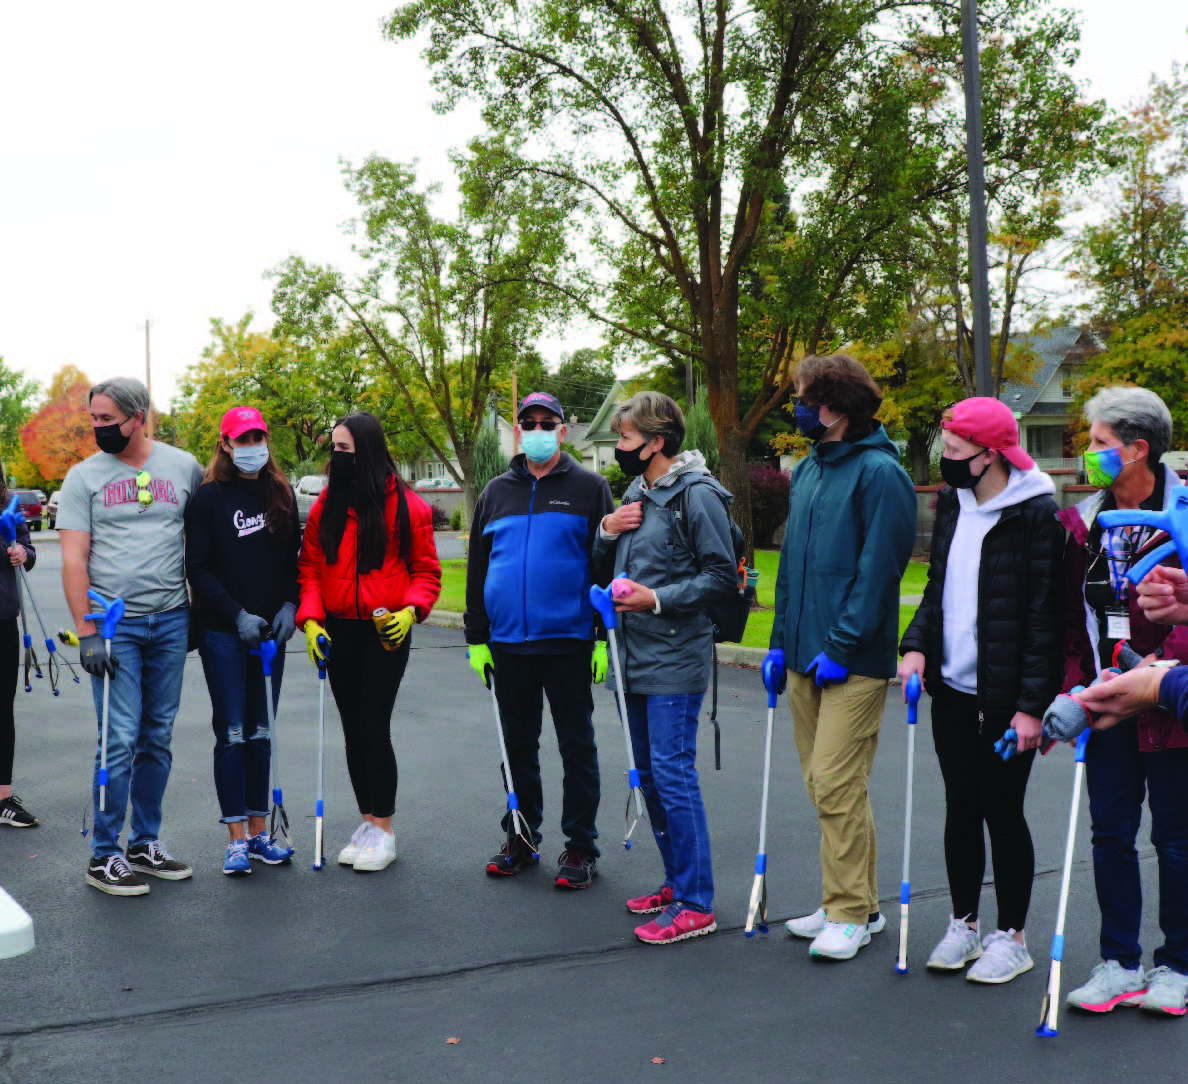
xmin=232 ymin=445 xmax=270 ymax=475
xmin=521 ymin=429 xmax=559 ymax=464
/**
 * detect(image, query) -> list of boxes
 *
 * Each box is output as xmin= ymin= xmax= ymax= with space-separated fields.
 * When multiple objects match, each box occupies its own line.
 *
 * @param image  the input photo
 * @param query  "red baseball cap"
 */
xmin=220 ymin=406 xmax=269 ymax=440
xmin=942 ymin=397 xmax=1034 ymax=470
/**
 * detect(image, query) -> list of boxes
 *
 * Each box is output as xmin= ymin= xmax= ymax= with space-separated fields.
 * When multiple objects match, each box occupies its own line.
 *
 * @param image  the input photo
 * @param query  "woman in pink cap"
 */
xmin=899 ymin=397 xmax=1064 ymax=984
xmin=184 ymin=406 xmax=300 ymax=876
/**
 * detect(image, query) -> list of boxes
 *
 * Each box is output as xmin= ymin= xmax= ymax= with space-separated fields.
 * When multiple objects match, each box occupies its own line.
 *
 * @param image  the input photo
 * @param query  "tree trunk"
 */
xmin=907 ymin=431 xmax=933 ymax=485
xmin=457 ymin=447 xmax=478 ymax=526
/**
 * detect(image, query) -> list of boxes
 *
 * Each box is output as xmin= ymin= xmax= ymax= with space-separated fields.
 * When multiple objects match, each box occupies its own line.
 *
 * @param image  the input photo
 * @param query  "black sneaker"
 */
xmin=86 ymin=854 xmax=150 ymax=896
xmin=0 ymin=795 xmax=38 ymax=828
xmin=555 ymin=848 xmax=597 ymax=889
xmin=126 ymin=840 xmax=193 ymax=881
xmin=486 ymin=839 xmax=540 ymax=877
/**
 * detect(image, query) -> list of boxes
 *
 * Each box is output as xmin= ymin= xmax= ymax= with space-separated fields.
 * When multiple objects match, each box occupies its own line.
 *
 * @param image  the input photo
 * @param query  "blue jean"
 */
xmin=624 ymin=692 xmax=713 ymax=912
xmin=199 ymin=628 xmax=285 ymax=823
xmin=1086 ymin=724 xmax=1188 ymax=973
xmin=88 ymin=606 xmax=190 ymax=858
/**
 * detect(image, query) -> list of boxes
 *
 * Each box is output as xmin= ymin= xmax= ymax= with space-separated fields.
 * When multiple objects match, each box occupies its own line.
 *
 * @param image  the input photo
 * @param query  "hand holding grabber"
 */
xmin=250 ymin=636 xmax=293 ymax=859
xmin=310 ymin=631 xmax=330 ymax=870
xmin=745 ymin=649 xmax=786 ymax=936
xmin=896 ymin=673 xmax=922 ymax=973
xmin=81 ymin=590 xmax=125 ymax=813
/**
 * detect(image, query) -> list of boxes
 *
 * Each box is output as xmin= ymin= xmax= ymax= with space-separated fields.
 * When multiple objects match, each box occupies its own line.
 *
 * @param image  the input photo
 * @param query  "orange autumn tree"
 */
xmin=21 ymin=365 xmax=93 ymax=487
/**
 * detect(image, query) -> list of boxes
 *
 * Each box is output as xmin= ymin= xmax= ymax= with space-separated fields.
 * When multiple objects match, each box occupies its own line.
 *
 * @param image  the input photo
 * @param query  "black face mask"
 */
xmin=940 ymin=450 xmax=991 ymax=490
xmin=329 ymin=450 xmax=356 ymax=486
xmin=94 ymin=420 xmax=132 ymax=455
xmin=615 ymin=441 xmax=654 ymax=478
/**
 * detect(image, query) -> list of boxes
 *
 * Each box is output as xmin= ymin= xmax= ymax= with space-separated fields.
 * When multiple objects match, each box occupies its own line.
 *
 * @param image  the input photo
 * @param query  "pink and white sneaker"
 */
xmin=626 ymin=884 xmax=674 ymax=915
xmin=635 ymin=902 xmax=717 ymax=944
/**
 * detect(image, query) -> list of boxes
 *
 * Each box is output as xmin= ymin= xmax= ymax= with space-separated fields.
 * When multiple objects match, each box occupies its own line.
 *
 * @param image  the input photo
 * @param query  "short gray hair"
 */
xmin=610 ymin=391 xmax=685 ymax=456
xmin=1084 ymin=386 xmax=1172 ymax=466
xmin=89 ymin=377 xmax=151 ymax=421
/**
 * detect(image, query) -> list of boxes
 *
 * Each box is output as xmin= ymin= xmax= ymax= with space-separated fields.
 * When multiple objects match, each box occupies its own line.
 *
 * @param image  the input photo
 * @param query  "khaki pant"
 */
xmin=787 ymin=672 xmax=889 ymax=925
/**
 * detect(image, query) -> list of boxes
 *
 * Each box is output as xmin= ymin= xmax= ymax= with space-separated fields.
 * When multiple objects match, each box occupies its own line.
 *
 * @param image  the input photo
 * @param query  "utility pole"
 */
xmin=511 ymin=356 xmax=519 ymax=454
xmin=961 ymin=0 xmax=993 ymax=397
xmin=143 ymin=318 xmax=154 ymax=440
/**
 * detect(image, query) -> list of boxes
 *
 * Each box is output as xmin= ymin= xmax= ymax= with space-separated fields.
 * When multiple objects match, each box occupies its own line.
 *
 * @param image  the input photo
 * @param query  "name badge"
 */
xmin=1106 ymin=612 xmax=1131 ymax=641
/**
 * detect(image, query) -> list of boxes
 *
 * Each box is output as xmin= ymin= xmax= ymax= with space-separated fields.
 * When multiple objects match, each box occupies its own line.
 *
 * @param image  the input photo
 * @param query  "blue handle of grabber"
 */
xmin=589 ymin=573 xmax=629 ymax=631
xmin=1074 ymin=726 xmax=1090 ymax=764
xmin=316 ymin=636 xmax=329 ymax=679
xmin=0 ymin=495 xmax=23 ymax=546
xmin=83 ymin=589 xmax=125 ymax=640
xmin=251 ymin=638 xmax=277 ymax=676
xmin=905 ymin=673 xmax=921 ymax=726
xmin=1099 ymin=495 xmax=1188 ymax=584
xmin=762 ymin=656 xmax=782 ymax=709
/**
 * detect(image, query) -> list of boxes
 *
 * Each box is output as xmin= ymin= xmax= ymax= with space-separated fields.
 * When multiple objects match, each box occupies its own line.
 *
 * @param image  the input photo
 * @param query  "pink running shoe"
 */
xmin=635 ymin=903 xmax=717 ymax=944
xmin=626 ymin=884 xmax=674 ymax=915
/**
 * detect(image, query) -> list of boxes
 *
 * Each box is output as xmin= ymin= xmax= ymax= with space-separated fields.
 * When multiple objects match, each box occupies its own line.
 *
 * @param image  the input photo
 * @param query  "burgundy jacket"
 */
xmin=1059 ymin=469 xmax=1188 ymax=753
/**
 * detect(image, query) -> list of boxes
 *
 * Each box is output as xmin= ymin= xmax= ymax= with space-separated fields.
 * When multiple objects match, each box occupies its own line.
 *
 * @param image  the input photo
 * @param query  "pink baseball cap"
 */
xmin=942 ymin=397 xmax=1034 ymax=470
xmin=220 ymin=406 xmax=269 ymax=440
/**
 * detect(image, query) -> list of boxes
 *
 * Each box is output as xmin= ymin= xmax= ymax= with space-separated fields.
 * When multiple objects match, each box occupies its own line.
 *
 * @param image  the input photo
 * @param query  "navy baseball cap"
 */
xmin=517 ymin=392 xmax=564 ymax=419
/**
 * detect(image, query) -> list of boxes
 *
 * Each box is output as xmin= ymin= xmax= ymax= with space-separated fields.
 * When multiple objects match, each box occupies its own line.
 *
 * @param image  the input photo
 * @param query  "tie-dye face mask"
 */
xmin=1084 ymin=445 xmax=1126 ymax=489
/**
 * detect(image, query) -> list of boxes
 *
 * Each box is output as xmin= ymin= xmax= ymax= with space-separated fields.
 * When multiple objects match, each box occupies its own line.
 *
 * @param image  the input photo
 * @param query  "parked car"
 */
xmin=294 ymin=474 xmax=327 ymax=526
xmin=47 ymin=492 xmax=60 ymax=530
xmin=10 ymin=490 xmax=42 ymax=531
xmin=414 ymin=477 xmax=457 ymax=490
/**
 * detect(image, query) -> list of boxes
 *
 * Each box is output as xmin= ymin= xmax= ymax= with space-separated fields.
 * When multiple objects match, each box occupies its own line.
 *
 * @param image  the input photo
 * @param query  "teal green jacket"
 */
xmin=771 ymin=424 xmax=915 ymax=678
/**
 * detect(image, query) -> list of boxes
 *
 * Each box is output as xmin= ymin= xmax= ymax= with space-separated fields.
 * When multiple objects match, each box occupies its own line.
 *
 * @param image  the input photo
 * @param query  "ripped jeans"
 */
xmin=199 ymin=628 xmax=285 ymax=824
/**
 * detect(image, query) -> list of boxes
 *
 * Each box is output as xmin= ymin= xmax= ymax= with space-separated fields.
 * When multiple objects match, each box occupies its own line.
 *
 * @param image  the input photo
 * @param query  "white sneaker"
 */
xmin=785 ymin=907 xmax=886 ymax=939
xmin=926 ymin=915 xmax=983 ymax=971
xmin=354 ymin=827 xmax=397 ymax=872
xmin=338 ymin=822 xmax=372 ymax=866
xmin=809 ymin=920 xmax=871 ymax=960
xmin=966 ymin=930 xmax=1033 ymax=984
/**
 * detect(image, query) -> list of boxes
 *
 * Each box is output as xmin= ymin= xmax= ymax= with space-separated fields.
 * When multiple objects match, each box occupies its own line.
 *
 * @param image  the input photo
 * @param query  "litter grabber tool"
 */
xmin=312 ymin=633 xmax=330 ymax=870
xmin=477 ymin=657 xmax=539 ymax=868
xmin=0 ymin=499 xmax=42 ymax=693
xmin=250 ymin=636 xmax=293 ymax=859
xmin=20 ymin=570 xmax=80 ymax=693
xmin=589 ymin=575 xmax=647 ymax=849
xmin=82 ymin=590 xmax=125 ymax=813
xmin=745 ymin=652 xmax=785 ymax=936
xmin=1098 ymin=492 xmax=1188 ymax=586
xmin=1036 ymin=727 xmax=1091 ymax=1038
xmin=896 ymin=673 xmax=922 ymax=974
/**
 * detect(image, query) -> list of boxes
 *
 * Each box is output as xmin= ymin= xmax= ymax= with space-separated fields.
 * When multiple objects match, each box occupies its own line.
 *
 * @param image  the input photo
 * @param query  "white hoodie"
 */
xmin=940 ymin=466 xmax=1057 ymax=694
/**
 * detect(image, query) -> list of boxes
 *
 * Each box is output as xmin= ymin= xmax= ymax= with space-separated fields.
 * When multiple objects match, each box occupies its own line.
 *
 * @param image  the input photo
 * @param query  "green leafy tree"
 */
xmin=0 ymin=358 xmax=41 ymax=479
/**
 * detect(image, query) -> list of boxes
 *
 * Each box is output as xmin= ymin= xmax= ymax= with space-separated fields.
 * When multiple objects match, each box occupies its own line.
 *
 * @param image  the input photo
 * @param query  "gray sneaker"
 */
xmin=1066 ymin=960 xmax=1147 ymax=1012
xmin=966 ymin=930 xmax=1033 ymax=984
xmin=926 ymin=915 xmax=982 ymax=971
xmin=785 ymin=907 xmax=886 ymax=939
xmin=1141 ymin=966 xmax=1188 ymax=1016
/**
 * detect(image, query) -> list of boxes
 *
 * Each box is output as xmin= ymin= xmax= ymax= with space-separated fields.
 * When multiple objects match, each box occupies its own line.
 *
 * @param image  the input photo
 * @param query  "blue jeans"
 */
xmin=1086 ymin=724 xmax=1188 ymax=973
xmin=88 ymin=606 xmax=190 ymax=858
xmin=624 ymin=692 xmax=713 ymax=912
xmin=199 ymin=629 xmax=285 ymax=823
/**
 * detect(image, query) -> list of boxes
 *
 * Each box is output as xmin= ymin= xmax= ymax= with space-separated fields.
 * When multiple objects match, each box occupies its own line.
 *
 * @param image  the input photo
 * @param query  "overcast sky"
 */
xmin=1 ymin=1 xmax=1185 ymax=409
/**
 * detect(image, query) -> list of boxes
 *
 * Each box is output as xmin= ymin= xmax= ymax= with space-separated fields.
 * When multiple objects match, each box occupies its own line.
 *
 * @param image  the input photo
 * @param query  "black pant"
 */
xmin=324 ymin=618 xmax=411 ymax=819
xmin=490 ymin=645 xmax=601 ymax=856
xmin=931 ymin=682 xmax=1036 ymax=931
xmin=1 ymin=617 xmax=16 ymax=785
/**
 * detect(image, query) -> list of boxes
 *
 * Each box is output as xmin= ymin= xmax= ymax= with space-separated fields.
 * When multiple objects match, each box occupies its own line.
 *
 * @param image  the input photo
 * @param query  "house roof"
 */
xmin=585 ymin=380 xmax=628 ymax=441
xmin=998 ymin=326 xmax=1104 ymax=417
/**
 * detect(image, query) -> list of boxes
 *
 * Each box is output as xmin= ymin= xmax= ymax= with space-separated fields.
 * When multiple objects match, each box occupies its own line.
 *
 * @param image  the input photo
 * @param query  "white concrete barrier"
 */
xmin=0 ymin=884 xmax=34 ymax=958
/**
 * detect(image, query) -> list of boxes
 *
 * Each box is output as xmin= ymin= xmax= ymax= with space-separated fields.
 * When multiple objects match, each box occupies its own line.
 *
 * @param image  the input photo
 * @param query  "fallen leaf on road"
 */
xmin=652 ymin=1057 xmax=665 ymax=1064
xmin=122 ymin=986 xmax=133 ymax=992
xmin=446 ymin=1038 xmax=461 ymax=1045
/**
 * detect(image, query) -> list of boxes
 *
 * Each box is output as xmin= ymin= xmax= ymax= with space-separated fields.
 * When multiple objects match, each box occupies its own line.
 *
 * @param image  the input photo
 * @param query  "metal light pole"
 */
xmin=961 ymin=0 xmax=993 ymax=397
xmin=143 ymin=318 xmax=154 ymax=440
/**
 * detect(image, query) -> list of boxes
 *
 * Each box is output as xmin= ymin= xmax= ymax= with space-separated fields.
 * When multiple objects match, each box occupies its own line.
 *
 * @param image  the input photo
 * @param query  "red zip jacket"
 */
xmin=297 ymin=477 xmax=442 ymax=627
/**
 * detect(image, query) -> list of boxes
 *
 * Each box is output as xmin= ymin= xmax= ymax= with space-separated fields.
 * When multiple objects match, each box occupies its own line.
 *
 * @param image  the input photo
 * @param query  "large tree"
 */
xmin=0 ymin=358 xmax=41 ymax=483
xmin=387 ymin=0 xmax=1103 ymax=551
xmin=20 ymin=365 xmax=92 ymax=487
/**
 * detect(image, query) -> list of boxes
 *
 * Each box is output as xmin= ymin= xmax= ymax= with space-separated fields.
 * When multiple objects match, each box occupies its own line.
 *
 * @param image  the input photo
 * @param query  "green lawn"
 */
xmin=436 ymin=550 xmax=930 ymax=649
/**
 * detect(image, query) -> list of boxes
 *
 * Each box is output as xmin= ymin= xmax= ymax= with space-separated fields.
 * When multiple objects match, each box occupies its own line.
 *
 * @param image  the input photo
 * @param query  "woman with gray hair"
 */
xmin=1060 ymin=384 xmax=1188 ymax=1016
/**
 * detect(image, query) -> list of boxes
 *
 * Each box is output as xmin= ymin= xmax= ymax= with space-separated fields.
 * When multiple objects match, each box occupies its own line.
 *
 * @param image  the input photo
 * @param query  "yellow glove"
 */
xmin=379 ymin=606 xmax=415 ymax=648
xmin=592 ymin=641 xmax=608 ymax=683
xmin=468 ymin=643 xmax=494 ymax=686
xmin=304 ymin=620 xmax=331 ymax=667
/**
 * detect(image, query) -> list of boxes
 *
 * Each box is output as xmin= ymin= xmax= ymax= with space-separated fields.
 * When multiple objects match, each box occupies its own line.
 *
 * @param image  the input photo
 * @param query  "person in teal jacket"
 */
xmin=764 ymin=353 xmax=916 ymax=962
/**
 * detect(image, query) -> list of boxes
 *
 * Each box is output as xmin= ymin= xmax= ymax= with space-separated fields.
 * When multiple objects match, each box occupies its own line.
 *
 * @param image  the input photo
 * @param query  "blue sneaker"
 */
xmin=223 ymin=840 xmax=251 ymax=876
xmin=248 ymin=833 xmax=293 ymax=865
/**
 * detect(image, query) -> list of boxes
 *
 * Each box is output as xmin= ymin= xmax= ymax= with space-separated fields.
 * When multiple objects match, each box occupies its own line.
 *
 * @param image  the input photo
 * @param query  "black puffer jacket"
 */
xmin=899 ymin=486 xmax=1065 ymax=718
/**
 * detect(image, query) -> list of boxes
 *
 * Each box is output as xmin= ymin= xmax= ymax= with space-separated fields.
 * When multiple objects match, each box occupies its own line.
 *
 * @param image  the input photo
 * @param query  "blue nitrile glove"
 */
xmin=236 ymin=610 xmax=270 ymax=648
xmin=762 ymin=649 xmax=787 ymax=695
xmin=271 ymin=602 xmax=297 ymax=645
xmin=807 ymin=651 xmax=849 ymax=688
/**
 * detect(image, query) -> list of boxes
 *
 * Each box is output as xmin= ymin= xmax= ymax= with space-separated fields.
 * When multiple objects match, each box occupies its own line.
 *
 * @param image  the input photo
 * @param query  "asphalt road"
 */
xmin=1 ymin=541 xmax=1183 ymax=1083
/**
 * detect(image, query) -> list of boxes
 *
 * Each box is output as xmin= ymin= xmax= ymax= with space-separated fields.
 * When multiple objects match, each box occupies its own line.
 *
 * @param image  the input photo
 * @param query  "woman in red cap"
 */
xmin=899 ymin=397 xmax=1064 ymax=984
xmin=185 ymin=406 xmax=301 ymax=876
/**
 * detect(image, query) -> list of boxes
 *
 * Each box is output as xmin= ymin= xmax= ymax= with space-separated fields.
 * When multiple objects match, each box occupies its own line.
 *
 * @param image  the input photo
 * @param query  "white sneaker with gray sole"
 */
xmin=926 ymin=915 xmax=982 ymax=971
xmin=786 ymin=907 xmax=886 ymax=939
xmin=966 ymin=930 xmax=1033 ymax=984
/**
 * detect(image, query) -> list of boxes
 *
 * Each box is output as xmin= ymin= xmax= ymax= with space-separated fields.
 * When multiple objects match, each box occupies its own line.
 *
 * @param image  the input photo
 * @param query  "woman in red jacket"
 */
xmin=297 ymin=412 xmax=441 ymax=873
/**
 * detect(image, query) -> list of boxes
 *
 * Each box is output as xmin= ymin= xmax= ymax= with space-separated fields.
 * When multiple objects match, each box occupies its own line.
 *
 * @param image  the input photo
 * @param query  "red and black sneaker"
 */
xmin=626 ymin=884 xmax=674 ymax=914
xmin=486 ymin=839 xmax=539 ymax=877
xmin=555 ymin=848 xmax=598 ymax=889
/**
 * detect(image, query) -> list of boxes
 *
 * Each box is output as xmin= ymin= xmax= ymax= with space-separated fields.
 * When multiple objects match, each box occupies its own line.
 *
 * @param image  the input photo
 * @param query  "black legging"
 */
xmin=1 ymin=617 xmax=18 ymax=786
xmin=930 ymin=681 xmax=1036 ymax=932
xmin=324 ymin=617 xmax=411 ymax=819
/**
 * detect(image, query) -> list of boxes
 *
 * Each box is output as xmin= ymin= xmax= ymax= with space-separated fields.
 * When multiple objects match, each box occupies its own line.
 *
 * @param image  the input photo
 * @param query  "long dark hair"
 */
xmin=320 ymin=412 xmax=407 ymax=574
xmin=205 ymin=432 xmax=295 ymax=548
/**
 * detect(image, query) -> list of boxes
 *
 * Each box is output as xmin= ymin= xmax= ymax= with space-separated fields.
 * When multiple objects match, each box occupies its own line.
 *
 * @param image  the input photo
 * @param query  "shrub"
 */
xmin=683 ymin=387 xmax=720 ymax=474
xmin=748 ymin=463 xmax=791 ymax=548
xmin=449 ymin=505 xmax=465 ymax=532
xmin=429 ymin=502 xmax=450 ymax=531
xmin=601 ymin=462 xmax=631 ymax=500
xmin=472 ymin=425 xmax=508 ymax=496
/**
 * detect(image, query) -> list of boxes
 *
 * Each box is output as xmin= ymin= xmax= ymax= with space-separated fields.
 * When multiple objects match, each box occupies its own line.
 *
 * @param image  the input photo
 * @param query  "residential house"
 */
xmin=582 ymin=380 xmax=630 ymax=473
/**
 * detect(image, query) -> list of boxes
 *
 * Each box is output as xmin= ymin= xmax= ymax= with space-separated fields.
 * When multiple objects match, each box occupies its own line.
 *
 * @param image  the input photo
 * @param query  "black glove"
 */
xmin=271 ymin=602 xmax=297 ymax=646
xmin=236 ymin=610 xmax=270 ymax=648
xmin=79 ymin=633 xmax=119 ymax=679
